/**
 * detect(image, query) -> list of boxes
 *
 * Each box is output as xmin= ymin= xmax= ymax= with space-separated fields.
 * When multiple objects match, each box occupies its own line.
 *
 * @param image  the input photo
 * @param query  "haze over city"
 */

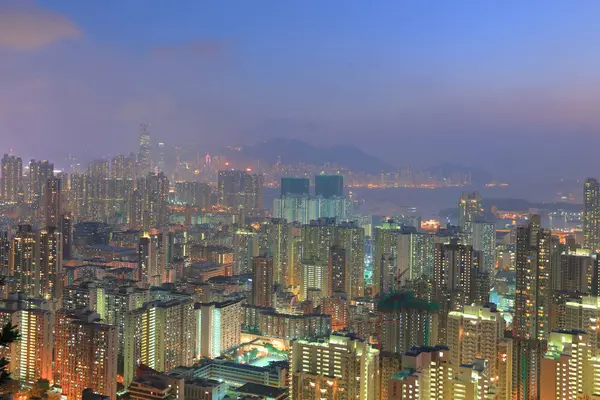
xmin=4 ymin=1 xmax=600 ymax=183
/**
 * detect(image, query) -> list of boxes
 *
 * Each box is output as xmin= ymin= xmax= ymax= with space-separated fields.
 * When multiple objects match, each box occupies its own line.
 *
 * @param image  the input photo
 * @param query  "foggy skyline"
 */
xmin=3 ymin=1 xmax=600 ymax=180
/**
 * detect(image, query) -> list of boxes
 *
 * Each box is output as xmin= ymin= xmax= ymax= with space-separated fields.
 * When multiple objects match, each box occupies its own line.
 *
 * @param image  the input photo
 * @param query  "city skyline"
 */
xmin=4 ymin=1 xmax=600 ymax=180
xmin=4 ymin=3 xmax=600 ymax=399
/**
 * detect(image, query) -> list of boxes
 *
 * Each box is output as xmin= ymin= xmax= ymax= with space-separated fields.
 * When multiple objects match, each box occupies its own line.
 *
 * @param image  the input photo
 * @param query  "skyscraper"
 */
xmin=110 ymin=154 xmax=135 ymax=180
xmin=378 ymin=291 xmax=440 ymax=355
xmin=39 ymin=226 xmax=62 ymax=300
xmin=330 ymin=245 xmax=347 ymax=297
xmin=124 ymin=299 xmax=195 ymax=387
xmin=9 ymin=225 xmax=38 ymax=297
xmin=457 ymin=191 xmax=483 ymax=241
xmin=137 ymin=123 xmax=152 ymax=176
xmin=28 ymin=159 xmax=53 ymax=207
xmin=281 ymin=177 xmax=310 ymax=196
xmin=54 ymin=309 xmax=118 ymax=400
xmin=446 ymin=304 xmax=504 ymax=377
xmin=336 ymin=221 xmax=365 ymax=299
xmin=138 ymin=233 xmax=153 ymax=287
xmin=540 ymin=330 xmax=591 ymax=399
xmin=300 ymin=259 xmax=330 ymax=300
xmin=1 ymin=154 xmax=23 ymax=203
xmin=251 ymin=256 xmax=274 ymax=307
xmin=61 ymin=214 xmax=73 ymax=260
xmin=290 ymin=333 xmax=380 ymax=400
xmin=44 ymin=176 xmax=62 ymax=227
xmin=195 ymin=299 xmax=242 ymax=358
xmin=301 ymin=217 xmax=337 ymax=265
xmin=217 ymin=170 xmax=264 ymax=216
xmin=314 ymin=174 xmax=343 ymax=198
xmin=0 ymin=293 xmax=53 ymax=390
xmin=157 ymin=141 xmax=166 ymax=173
xmin=233 ymin=228 xmax=259 ymax=275
xmin=104 ymin=286 xmax=150 ymax=375
xmin=373 ymin=220 xmax=402 ymax=296
xmin=584 ymin=178 xmax=600 ymax=251
xmin=87 ymin=159 xmax=110 ymax=221
xmin=396 ymin=227 xmax=435 ymax=287
xmin=513 ymin=215 xmax=551 ymax=341
xmin=472 ymin=220 xmax=496 ymax=273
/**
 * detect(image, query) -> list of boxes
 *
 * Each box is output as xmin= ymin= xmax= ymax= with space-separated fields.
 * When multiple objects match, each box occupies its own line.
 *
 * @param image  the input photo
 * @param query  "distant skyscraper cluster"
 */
xmin=1 ymin=129 xmax=600 ymax=399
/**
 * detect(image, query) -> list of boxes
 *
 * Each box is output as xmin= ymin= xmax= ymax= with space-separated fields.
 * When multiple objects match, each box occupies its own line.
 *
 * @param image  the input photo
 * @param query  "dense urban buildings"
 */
xmin=2 ymin=132 xmax=600 ymax=400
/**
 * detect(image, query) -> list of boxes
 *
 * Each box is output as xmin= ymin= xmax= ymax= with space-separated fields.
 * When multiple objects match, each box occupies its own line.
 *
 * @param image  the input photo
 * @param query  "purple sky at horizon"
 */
xmin=2 ymin=0 xmax=600 ymax=181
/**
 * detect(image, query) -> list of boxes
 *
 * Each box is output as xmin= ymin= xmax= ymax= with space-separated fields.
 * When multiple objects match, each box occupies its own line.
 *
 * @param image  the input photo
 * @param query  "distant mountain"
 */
xmin=227 ymin=138 xmax=393 ymax=174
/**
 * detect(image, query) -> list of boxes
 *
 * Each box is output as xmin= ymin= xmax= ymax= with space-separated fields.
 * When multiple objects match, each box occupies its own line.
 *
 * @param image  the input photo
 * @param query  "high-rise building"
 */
xmin=281 ymin=177 xmax=309 ymax=196
xmin=373 ymin=221 xmax=402 ymax=295
xmin=63 ymin=281 xmax=106 ymax=318
xmin=314 ymin=174 xmax=343 ymax=198
xmin=61 ymin=214 xmax=73 ymax=260
xmin=300 ymin=259 xmax=330 ymax=300
xmin=174 ymin=181 xmax=212 ymax=209
xmin=87 ymin=159 xmax=110 ymax=221
xmin=378 ymin=292 xmax=440 ymax=355
xmin=54 ymin=309 xmax=118 ymax=400
xmin=124 ymin=299 xmax=195 ymax=387
xmin=513 ymin=215 xmax=551 ymax=341
xmin=541 ymin=330 xmax=591 ymax=399
xmin=136 ymin=173 xmax=169 ymax=229
xmin=511 ymin=338 xmax=545 ymax=400
xmin=457 ymin=191 xmax=483 ymax=241
xmin=0 ymin=231 xmax=9 ymax=275
xmin=433 ymin=240 xmax=481 ymax=341
xmin=233 ymin=228 xmax=259 ymax=275
xmin=137 ymin=123 xmax=152 ymax=176
xmin=329 ymin=245 xmax=347 ymax=297
xmin=251 ymin=256 xmax=274 ymax=307
xmin=217 ymin=170 xmax=264 ymax=215
xmin=388 ymin=346 xmax=494 ymax=400
xmin=336 ymin=221 xmax=365 ymax=299
xmin=0 ymin=292 xmax=52 ymax=389
xmin=559 ymin=253 xmax=593 ymax=293
xmin=138 ymin=233 xmax=153 ymax=286
xmin=290 ymin=333 xmax=380 ymax=400
xmin=9 ymin=225 xmax=38 ymax=297
xmin=263 ymin=219 xmax=291 ymax=286
xmin=273 ymin=194 xmax=314 ymax=224
xmin=472 ymin=220 xmax=496 ymax=273
xmin=321 ymin=297 xmax=349 ymax=330
xmin=44 ymin=176 xmax=62 ymax=227
xmin=584 ymin=178 xmax=600 ymax=252
xmin=104 ymin=286 xmax=150 ymax=374
xmin=39 ymin=226 xmax=62 ymax=300
xmin=301 ymin=217 xmax=337 ymax=264
xmin=1 ymin=154 xmax=23 ymax=203
xmin=446 ymin=304 xmax=504 ymax=377
xmin=396 ymin=227 xmax=434 ymax=287
xmin=195 ymin=299 xmax=242 ymax=358
xmin=28 ymin=159 xmax=53 ymax=207
xmin=565 ymin=296 xmax=600 ymax=355
xmin=388 ymin=346 xmax=450 ymax=400
xmin=157 ymin=142 xmax=166 ymax=173
xmin=111 ymin=154 xmax=135 ymax=180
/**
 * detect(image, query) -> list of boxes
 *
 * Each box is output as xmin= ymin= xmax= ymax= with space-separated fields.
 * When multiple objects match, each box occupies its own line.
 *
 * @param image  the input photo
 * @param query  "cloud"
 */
xmin=0 ymin=2 xmax=82 ymax=51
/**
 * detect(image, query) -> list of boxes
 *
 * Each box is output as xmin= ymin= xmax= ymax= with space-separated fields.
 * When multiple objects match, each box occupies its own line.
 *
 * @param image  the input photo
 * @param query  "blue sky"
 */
xmin=3 ymin=0 xmax=600 ymax=179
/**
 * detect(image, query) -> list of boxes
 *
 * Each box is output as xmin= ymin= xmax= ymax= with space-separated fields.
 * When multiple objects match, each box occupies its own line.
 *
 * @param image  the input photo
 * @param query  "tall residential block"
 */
xmin=290 ymin=333 xmax=380 ymax=400
xmin=55 ymin=309 xmax=118 ymax=400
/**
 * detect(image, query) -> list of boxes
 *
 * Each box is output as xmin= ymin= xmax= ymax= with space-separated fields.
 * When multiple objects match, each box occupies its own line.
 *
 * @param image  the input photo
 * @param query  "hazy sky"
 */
xmin=3 ymin=0 xmax=600 ymax=179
